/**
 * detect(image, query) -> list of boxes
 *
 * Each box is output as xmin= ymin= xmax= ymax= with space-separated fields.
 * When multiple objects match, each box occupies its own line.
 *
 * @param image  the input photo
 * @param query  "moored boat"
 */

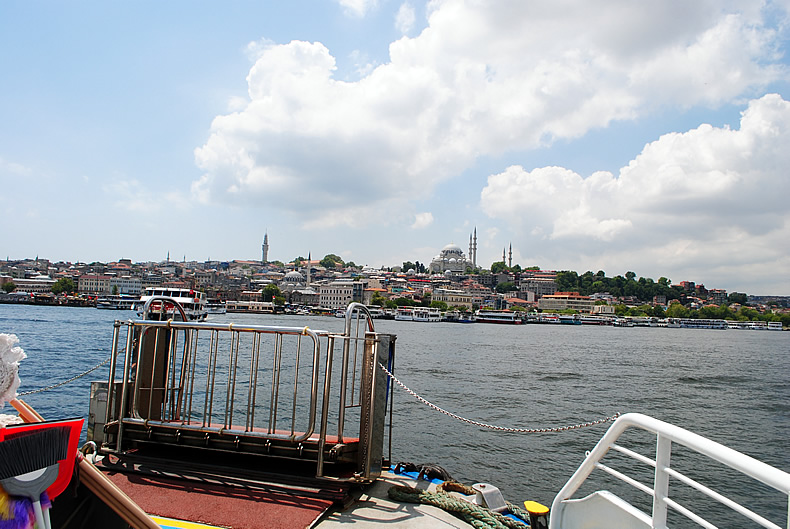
xmin=475 ymin=310 xmax=523 ymax=324
xmin=136 ymin=287 xmax=208 ymax=321
xmin=96 ymin=295 xmax=138 ymax=310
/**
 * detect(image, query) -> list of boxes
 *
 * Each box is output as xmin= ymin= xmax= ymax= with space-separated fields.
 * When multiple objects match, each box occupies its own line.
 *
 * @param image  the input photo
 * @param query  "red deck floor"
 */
xmin=104 ymin=469 xmax=333 ymax=529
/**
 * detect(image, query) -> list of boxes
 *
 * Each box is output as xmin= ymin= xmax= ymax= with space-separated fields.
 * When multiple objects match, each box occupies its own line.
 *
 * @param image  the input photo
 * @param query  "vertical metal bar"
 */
xmin=246 ymin=332 xmax=261 ymax=432
xmin=146 ymin=327 xmax=162 ymax=420
xmin=268 ymin=333 xmax=283 ymax=434
xmin=203 ymin=329 xmax=219 ymax=427
xmin=105 ymin=321 xmax=121 ymax=427
xmin=652 ymin=432 xmax=672 ymax=528
xmin=225 ymin=330 xmax=240 ymax=429
xmin=317 ymin=335 xmax=335 ymax=477
xmin=166 ymin=326 xmax=178 ymax=420
xmin=291 ymin=332 xmax=302 ymax=436
xmin=337 ymin=334 xmax=351 ymax=442
xmin=184 ymin=328 xmax=199 ymax=424
xmin=116 ymin=323 xmax=136 ymax=450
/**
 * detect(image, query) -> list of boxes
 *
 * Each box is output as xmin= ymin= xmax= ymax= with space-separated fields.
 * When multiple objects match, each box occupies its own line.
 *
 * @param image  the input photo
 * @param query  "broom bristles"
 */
xmin=0 ymin=425 xmax=71 ymax=480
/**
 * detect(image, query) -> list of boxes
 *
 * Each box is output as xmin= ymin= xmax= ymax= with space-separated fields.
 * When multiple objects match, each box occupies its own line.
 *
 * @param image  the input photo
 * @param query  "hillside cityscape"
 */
xmin=1 ymin=239 xmax=788 ymax=327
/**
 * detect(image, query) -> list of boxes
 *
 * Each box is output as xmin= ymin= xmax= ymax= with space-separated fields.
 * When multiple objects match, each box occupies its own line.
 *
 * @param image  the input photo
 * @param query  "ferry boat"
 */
xmin=443 ymin=310 xmax=476 ymax=323
xmin=225 ymin=300 xmax=275 ymax=313
xmin=205 ymin=300 xmax=226 ymax=314
xmin=474 ymin=310 xmax=523 ymax=324
xmin=3 ymin=301 xmax=789 ymax=529
xmin=394 ymin=307 xmax=414 ymax=321
xmin=96 ymin=295 xmax=137 ymax=310
xmin=412 ymin=307 xmax=442 ymax=322
xmin=767 ymin=321 xmax=783 ymax=330
xmin=136 ymin=287 xmax=208 ymax=321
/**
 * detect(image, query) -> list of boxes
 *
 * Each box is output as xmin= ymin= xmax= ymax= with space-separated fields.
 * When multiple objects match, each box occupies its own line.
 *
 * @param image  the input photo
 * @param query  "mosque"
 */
xmin=428 ymin=228 xmax=479 ymax=274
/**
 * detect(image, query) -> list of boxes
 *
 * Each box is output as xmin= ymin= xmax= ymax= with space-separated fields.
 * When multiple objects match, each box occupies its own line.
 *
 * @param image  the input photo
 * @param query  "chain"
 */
xmin=378 ymin=362 xmax=620 ymax=433
xmin=18 ymin=357 xmax=111 ymax=396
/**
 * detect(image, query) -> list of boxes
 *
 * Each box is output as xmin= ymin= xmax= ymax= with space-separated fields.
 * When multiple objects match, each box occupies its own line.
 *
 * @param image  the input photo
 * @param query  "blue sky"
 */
xmin=2 ymin=1 xmax=789 ymax=295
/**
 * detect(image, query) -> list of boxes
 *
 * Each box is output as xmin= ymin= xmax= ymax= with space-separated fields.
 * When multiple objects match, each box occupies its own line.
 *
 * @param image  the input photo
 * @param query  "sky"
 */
xmin=1 ymin=1 xmax=789 ymax=295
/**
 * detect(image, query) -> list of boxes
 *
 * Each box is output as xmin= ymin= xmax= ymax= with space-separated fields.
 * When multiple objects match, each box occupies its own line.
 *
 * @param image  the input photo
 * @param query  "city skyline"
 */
xmin=1 ymin=2 xmax=789 ymax=296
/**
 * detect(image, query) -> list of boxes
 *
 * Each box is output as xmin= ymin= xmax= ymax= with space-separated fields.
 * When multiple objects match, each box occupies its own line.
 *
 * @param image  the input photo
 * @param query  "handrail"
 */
xmin=103 ymin=310 xmax=392 ymax=481
xmin=550 ymin=413 xmax=790 ymax=529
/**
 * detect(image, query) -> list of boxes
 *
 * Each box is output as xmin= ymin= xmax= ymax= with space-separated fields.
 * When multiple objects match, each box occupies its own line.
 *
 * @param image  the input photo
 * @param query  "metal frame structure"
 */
xmin=100 ymin=301 xmax=392 ymax=482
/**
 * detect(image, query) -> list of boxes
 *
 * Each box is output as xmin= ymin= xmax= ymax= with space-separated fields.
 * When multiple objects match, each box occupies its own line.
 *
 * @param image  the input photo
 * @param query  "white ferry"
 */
xmin=4 ymin=301 xmax=788 ymax=529
xmin=475 ymin=310 xmax=523 ymax=324
xmin=205 ymin=300 xmax=226 ymax=314
xmin=96 ymin=295 xmax=137 ymax=310
xmin=137 ymin=287 xmax=207 ymax=321
xmin=412 ymin=307 xmax=442 ymax=322
xmin=395 ymin=307 xmax=414 ymax=321
xmin=768 ymin=321 xmax=782 ymax=330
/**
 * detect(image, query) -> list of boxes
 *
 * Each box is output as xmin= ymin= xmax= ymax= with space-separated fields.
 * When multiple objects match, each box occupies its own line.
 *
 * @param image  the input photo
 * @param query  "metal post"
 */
xmin=652 ymin=432 xmax=672 ymax=528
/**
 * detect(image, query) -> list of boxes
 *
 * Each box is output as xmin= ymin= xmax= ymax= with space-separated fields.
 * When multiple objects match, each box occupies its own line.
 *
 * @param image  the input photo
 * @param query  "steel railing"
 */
xmin=550 ymin=413 xmax=790 ymax=529
xmin=103 ymin=301 xmax=391 ymax=481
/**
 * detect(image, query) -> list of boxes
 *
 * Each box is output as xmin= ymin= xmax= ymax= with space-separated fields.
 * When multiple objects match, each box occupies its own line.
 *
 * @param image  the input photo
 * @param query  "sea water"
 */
xmin=1 ymin=304 xmax=788 ymax=527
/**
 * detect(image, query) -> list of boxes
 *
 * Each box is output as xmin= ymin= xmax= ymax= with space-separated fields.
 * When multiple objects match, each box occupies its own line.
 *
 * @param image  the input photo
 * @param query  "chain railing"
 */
xmin=378 ymin=362 xmax=620 ymax=433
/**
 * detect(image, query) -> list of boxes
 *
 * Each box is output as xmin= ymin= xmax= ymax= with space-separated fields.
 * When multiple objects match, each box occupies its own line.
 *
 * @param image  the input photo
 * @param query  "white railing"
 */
xmin=550 ymin=413 xmax=790 ymax=529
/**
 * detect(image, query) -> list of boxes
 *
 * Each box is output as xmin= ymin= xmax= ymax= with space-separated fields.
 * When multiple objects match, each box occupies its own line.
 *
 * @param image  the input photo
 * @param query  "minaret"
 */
xmin=502 ymin=247 xmax=506 ymax=264
xmin=306 ymin=252 xmax=311 ymax=286
xmin=473 ymin=228 xmax=478 ymax=267
xmin=262 ymin=231 xmax=269 ymax=263
xmin=508 ymin=244 xmax=512 ymax=268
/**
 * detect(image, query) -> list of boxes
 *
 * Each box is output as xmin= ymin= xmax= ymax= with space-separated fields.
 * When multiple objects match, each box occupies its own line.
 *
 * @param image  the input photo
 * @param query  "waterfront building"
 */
xmin=537 ymin=292 xmax=595 ymax=313
xmin=78 ymin=274 xmax=113 ymax=295
xmin=432 ymin=288 xmax=483 ymax=310
xmin=109 ymin=276 xmax=142 ymax=296
xmin=9 ymin=275 xmax=56 ymax=294
xmin=519 ymin=277 xmax=558 ymax=299
xmin=319 ymin=281 xmax=365 ymax=309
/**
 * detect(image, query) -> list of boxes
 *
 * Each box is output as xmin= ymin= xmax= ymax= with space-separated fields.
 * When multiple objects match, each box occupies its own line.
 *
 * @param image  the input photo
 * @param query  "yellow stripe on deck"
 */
xmin=151 ymin=515 xmax=225 ymax=529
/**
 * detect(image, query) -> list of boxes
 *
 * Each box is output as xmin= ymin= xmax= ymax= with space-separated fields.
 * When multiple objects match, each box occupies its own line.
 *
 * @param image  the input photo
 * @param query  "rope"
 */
xmin=17 ymin=357 xmax=111 ymax=396
xmin=388 ymin=484 xmax=528 ymax=528
xmin=378 ymin=362 xmax=620 ymax=433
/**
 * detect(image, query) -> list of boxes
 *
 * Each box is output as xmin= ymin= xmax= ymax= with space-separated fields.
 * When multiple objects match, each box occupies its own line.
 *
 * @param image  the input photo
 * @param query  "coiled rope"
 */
xmin=18 ymin=357 xmax=111 ymax=396
xmin=388 ymin=482 xmax=529 ymax=529
xmin=378 ymin=362 xmax=620 ymax=433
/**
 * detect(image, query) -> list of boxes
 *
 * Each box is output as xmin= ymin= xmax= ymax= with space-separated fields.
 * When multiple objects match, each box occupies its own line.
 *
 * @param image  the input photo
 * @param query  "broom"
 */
xmin=0 ymin=423 xmax=73 ymax=529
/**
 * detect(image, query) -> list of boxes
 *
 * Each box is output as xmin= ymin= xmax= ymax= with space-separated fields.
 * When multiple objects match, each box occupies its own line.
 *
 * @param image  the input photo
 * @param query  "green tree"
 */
xmin=665 ymin=303 xmax=689 ymax=318
xmin=371 ymin=294 xmax=388 ymax=306
xmin=490 ymin=261 xmax=507 ymax=274
xmin=51 ymin=278 xmax=76 ymax=295
xmin=727 ymin=292 xmax=748 ymax=305
xmin=320 ymin=254 xmax=344 ymax=269
xmin=262 ymin=284 xmax=281 ymax=302
xmin=430 ymin=300 xmax=448 ymax=311
xmin=112 ymin=285 xmax=119 ymax=296
xmin=495 ymin=281 xmax=517 ymax=293
xmin=402 ymin=261 xmax=416 ymax=272
xmin=2 ymin=281 xmax=16 ymax=293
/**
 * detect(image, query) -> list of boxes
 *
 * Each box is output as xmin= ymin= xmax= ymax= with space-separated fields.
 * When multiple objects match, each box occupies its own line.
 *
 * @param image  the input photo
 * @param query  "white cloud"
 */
xmin=395 ymin=2 xmax=416 ymax=35
xmin=480 ymin=94 xmax=790 ymax=293
xmin=336 ymin=0 xmax=378 ymax=17
xmin=0 ymin=156 xmax=31 ymax=176
xmin=192 ymin=1 xmax=786 ymax=232
xmin=412 ymin=212 xmax=434 ymax=229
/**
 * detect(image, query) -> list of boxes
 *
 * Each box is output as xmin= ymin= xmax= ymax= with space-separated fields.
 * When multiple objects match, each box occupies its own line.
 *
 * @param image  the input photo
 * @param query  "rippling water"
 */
xmin=2 ymin=305 xmax=788 ymax=526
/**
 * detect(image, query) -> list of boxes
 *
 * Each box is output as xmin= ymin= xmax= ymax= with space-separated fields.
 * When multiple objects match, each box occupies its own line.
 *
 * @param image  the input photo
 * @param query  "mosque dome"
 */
xmin=284 ymin=270 xmax=304 ymax=283
xmin=442 ymin=243 xmax=463 ymax=255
